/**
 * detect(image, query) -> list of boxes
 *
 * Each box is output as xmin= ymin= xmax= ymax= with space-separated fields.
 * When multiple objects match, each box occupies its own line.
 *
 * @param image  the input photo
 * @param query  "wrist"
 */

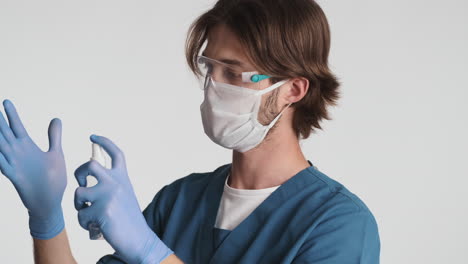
xmin=28 ymin=207 xmax=65 ymax=240
xmin=120 ymin=228 xmax=173 ymax=264
xmin=138 ymin=232 xmax=174 ymax=264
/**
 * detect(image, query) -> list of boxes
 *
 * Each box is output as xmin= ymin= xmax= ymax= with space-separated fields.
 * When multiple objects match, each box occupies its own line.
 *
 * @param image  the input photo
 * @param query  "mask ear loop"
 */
xmin=252 ymin=79 xmax=291 ymax=129
xmin=267 ymin=102 xmax=293 ymax=129
xmin=256 ymin=79 xmax=289 ymax=96
xmin=202 ymin=74 xmax=210 ymax=90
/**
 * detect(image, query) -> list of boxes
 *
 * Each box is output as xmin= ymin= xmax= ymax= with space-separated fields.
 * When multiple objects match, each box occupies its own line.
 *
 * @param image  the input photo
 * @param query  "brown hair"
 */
xmin=185 ymin=0 xmax=340 ymax=139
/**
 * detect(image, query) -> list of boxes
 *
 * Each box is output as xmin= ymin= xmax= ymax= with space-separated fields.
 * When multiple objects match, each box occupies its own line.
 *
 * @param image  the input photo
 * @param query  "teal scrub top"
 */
xmin=97 ymin=161 xmax=380 ymax=263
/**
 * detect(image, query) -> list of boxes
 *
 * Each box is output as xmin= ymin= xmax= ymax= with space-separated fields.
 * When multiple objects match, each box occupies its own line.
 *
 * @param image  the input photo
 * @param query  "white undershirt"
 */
xmin=214 ymin=173 xmax=281 ymax=231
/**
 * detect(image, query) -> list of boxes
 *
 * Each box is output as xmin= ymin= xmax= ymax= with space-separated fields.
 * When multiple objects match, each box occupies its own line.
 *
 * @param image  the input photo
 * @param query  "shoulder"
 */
xmin=293 ymin=167 xmax=381 ymax=263
xmin=305 ymin=166 xmax=375 ymax=214
xmin=299 ymin=166 xmax=380 ymax=243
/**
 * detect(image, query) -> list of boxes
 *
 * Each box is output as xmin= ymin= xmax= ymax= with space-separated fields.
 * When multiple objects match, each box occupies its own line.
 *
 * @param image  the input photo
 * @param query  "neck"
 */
xmin=229 ymin=123 xmax=310 ymax=190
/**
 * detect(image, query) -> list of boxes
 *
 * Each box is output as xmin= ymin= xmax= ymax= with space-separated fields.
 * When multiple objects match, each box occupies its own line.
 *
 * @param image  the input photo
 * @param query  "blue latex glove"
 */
xmin=0 ymin=99 xmax=66 ymax=239
xmin=74 ymin=135 xmax=174 ymax=264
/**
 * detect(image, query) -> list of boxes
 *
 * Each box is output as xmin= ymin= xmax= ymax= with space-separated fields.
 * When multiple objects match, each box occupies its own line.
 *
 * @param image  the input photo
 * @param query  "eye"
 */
xmin=223 ymin=69 xmax=240 ymax=82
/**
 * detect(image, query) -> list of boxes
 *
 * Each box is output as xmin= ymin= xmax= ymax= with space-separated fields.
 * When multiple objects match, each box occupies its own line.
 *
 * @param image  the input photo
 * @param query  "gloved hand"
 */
xmin=74 ymin=135 xmax=174 ymax=264
xmin=0 ymin=99 xmax=66 ymax=240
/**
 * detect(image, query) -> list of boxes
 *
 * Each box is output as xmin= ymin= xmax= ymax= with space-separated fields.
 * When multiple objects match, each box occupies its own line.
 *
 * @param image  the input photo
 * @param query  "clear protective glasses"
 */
xmin=196 ymin=55 xmax=272 ymax=90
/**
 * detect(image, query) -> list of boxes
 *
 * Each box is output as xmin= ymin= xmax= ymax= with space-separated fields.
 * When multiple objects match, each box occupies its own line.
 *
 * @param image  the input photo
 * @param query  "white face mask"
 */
xmin=200 ymin=77 xmax=291 ymax=152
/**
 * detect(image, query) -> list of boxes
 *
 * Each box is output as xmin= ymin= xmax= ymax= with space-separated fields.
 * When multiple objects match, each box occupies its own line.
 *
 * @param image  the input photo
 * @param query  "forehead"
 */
xmin=203 ymin=24 xmax=254 ymax=70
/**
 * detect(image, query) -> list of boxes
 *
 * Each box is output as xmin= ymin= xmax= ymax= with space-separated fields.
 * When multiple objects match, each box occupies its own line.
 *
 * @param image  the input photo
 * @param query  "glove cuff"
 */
xmin=139 ymin=232 xmax=174 ymax=264
xmin=28 ymin=208 xmax=65 ymax=240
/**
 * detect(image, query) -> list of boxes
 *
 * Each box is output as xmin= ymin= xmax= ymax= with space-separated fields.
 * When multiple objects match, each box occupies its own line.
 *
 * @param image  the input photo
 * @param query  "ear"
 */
xmin=283 ymin=77 xmax=309 ymax=104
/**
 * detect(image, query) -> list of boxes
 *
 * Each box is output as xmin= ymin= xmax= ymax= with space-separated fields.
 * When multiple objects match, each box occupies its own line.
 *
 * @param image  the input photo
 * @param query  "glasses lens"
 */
xmin=196 ymin=56 xmax=273 ymax=91
xmin=197 ymin=56 xmax=250 ymax=88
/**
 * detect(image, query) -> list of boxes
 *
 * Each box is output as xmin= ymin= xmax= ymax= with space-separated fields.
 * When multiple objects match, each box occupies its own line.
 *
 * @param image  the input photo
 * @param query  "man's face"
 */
xmin=202 ymin=24 xmax=283 ymax=127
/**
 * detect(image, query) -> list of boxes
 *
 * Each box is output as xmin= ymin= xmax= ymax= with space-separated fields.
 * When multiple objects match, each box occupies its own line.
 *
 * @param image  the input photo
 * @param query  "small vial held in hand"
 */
xmin=88 ymin=143 xmax=107 ymax=240
xmin=89 ymin=222 xmax=104 ymax=240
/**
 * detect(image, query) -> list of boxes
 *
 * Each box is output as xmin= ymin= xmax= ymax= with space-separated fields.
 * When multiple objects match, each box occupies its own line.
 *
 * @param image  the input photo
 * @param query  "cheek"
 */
xmin=257 ymin=92 xmax=279 ymax=125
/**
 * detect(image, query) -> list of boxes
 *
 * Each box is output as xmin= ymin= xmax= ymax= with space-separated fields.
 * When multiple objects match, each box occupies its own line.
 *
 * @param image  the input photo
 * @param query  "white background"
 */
xmin=0 ymin=0 xmax=467 ymax=263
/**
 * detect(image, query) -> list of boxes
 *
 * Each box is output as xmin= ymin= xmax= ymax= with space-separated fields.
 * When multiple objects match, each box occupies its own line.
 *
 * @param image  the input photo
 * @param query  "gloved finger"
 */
xmin=74 ymin=186 xmax=101 ymax=210
xmin=90 ymin=135 xmax=125 ymax=169
xmin=74 ymin=160 xmax=109 ymax=187
xmin=0 ymin=110 xmax=15 ymax=143
xmin=47 ymin=118 xmax=63 ymax=152
xmin=3 ymin=99 xmax=29 ymax=139
xmin=0 ymin=152 xmax=12 ymax=177
xmin=0 ymin=134 xmax=13 ymax=165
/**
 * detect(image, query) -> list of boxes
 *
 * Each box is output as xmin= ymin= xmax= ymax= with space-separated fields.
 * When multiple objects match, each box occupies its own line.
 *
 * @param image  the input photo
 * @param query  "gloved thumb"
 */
xmin=48 ymin=118 xmax=63 ymax=152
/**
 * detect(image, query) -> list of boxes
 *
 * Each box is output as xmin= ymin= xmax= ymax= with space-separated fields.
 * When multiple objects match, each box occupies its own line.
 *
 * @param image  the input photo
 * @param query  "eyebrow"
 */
xmin=201 ymin=51 xmax=245 ymax=67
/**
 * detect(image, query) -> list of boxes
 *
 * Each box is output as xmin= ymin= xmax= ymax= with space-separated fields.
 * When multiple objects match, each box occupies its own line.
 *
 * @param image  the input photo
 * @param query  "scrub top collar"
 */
xmin=202 ymin=160 xmax=317 ymax=263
